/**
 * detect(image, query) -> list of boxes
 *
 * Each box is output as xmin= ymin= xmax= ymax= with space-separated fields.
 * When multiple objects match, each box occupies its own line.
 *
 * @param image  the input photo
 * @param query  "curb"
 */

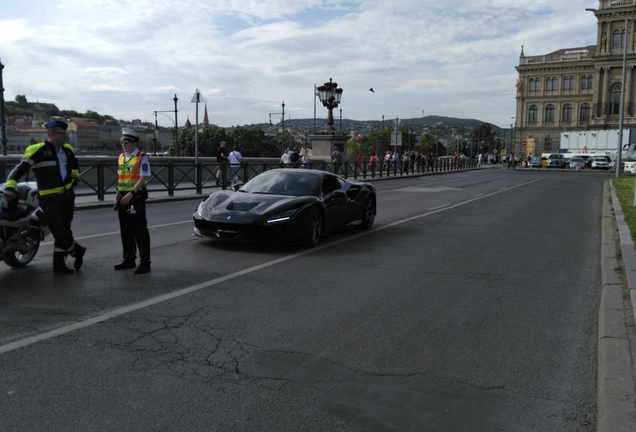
xmin=600 ymin=181 xmax=636 ymax=431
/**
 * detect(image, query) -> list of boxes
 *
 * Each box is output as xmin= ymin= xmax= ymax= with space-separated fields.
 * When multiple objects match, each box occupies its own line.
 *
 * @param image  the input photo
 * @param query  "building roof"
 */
xmin=71 ymin=121 xmax=100 ymax=128
xmin=545 ymin=45 xmax=597 ymax=57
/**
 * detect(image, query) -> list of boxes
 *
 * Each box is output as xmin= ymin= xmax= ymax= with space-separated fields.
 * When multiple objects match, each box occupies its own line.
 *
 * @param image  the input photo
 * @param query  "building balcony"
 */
xmin=599 ymin=0 xmax=635 ymax=9
xmin=521 ymin=52 xmax=593 ymax=66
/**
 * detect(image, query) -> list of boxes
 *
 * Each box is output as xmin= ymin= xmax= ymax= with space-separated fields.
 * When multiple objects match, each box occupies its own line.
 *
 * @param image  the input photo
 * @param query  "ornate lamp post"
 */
xmin=316 ymin=78 xmax=343 ymax=132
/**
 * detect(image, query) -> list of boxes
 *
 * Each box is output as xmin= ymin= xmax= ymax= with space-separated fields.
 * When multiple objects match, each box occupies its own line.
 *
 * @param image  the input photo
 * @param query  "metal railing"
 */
xmin=0 ymin=156 xmax=477 ymax=201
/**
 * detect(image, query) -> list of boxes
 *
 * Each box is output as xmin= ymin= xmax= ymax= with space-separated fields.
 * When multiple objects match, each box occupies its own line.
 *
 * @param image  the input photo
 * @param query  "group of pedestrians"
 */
xmin=3 ymin=121 xmax=151 ymax=275
xmin=215 ymin=141 xmax=243 ymax=186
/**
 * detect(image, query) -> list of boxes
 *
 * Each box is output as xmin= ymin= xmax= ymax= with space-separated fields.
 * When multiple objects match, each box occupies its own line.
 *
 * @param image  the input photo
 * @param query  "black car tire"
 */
xmin=357 ymin=196 xmax=375 ymax=230
xmin=305 ymin=206 xmax=323 ymax=247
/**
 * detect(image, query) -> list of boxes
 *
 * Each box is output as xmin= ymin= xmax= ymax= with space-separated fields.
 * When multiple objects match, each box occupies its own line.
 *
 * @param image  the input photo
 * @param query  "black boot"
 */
xmin=53 ymin=252 xmax=74 ymax=274
xmin=114 ymin=259 xmax=136 ymax=270
xmin=134 ymin=261 xmax=151 ymax=274
xmin=72 ymin=244 xmax=86 ymax=270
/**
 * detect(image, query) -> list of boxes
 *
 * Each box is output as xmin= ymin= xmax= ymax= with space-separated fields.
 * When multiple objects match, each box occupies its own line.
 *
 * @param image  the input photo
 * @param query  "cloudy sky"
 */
xmin=1 ymin=0 xmax=598 ymax=128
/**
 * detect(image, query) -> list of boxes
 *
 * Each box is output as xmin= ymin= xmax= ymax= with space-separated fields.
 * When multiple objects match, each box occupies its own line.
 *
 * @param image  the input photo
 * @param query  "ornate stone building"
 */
xmin=515 ymin=0 xmax=636 ymax=157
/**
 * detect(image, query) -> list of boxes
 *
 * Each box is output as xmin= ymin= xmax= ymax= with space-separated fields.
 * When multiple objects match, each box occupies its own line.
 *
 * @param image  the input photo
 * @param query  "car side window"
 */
xmin=322 ymin=175 xmax=344 ymax=196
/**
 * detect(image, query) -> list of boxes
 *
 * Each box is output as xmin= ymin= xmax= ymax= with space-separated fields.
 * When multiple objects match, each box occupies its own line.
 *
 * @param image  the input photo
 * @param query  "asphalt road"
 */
xmin=0 ymin=169 xmax=611 ymax=431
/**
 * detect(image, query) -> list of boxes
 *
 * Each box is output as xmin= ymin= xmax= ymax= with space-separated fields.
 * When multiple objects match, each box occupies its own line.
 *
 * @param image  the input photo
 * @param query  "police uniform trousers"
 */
xmin=116 ymin=192 xmax=150 ymax=264
xmin=40 ymin=192 xmax=78 ymax=254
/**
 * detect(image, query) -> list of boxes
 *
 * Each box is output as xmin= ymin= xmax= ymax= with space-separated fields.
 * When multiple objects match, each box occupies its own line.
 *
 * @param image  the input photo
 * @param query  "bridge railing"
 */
xmin=0 ymin=156 xmax=476 ymax=201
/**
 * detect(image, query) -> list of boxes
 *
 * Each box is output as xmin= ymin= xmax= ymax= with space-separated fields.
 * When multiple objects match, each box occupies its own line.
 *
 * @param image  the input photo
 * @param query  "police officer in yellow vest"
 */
xmin=4 ymin=120 xmax=86 ymax=273
xmin=114 ymin=128 xmax=151 ymax=274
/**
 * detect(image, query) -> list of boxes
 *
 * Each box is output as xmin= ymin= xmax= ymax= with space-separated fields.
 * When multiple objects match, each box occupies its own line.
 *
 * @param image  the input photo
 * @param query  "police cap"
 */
xmin=120 ymin=128 xmax=140 ymax=142
xmin=45 ymin=120 xmax=68 ymax=130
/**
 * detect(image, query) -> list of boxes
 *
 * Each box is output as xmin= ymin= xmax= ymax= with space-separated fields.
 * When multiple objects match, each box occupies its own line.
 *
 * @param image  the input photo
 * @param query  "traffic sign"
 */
xmin=191 ymin=88 xmax=204 ymax=103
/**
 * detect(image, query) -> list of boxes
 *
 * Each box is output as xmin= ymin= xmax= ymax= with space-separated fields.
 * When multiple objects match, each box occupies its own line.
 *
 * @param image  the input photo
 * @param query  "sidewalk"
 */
xmin=601 ymin=181 xmax=636 ymax=431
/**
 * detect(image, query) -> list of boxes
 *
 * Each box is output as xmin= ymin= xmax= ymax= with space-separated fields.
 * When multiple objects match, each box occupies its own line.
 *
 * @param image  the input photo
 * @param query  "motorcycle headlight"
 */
xmin=267 ymin=209 xmax=298 ymax=223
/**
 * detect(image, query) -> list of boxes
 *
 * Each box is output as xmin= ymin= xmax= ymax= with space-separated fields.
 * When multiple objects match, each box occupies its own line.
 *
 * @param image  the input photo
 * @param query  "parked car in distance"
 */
xmin=569 ymin=156 xmax=586 ymax=170
xmin=547 ymin=154 xmax=566 ymax=168
xmin=529 ymin=156 xmax=542 ymax=168
xmin=591 ymin=156 xmax=610 ymax=170
xmin=580 ymin=155 xmax=594 ymax=168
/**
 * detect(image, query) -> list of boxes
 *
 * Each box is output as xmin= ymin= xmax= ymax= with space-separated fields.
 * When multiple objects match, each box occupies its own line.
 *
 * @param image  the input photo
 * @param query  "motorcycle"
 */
xmin=0 ymin=181 xmax=49 ymax=268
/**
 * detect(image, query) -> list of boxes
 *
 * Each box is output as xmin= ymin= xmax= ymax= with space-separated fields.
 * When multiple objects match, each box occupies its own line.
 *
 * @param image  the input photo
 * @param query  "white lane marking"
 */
xmin=0 ymin=177 xmax=545 ymax=355
xmin=429 ymin=204 xmax=451 ymax=210
xmin=41 ymin=220 xmax=192 ymax=246
xmin=474 ymin=193 xmax=485 ymax=198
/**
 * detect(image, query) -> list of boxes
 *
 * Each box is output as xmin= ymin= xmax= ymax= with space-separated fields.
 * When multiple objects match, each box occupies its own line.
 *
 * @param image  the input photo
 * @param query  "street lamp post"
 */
xmin=269 ymin=102 xmax=285 ymax=154
xmin=152 ymin=126 xmax=158 ymax=156
xmin=173 ymin=94 xmax=179 ymax=157
xmin=586 ymin=8 xmax=627 ymax=178
xmin=153 ymin=109 xmax=176 ymax=154
xmin=0 ymin=60 xmax=7 ymax=156
xmin=316 ymin=78 xmax=343 ymax=132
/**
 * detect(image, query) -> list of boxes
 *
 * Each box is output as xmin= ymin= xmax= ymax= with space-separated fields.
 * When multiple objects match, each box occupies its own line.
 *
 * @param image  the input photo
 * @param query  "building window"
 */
xmin=529 ymin=78 xmax=541 ymax=92
xmin=544 ymin=135 xmax=553 ymax=152
xmin=563 ymin=76 xmax=570 ymax=90
xmin=610 ymin=83 xmax=622 ymax=115
xmin=528 ymin=105 xmax=538 ymax=123
xmin=581 ymin=74 xmax=593 ymax=89
xmin=580 ymin=103 xmax=591 ymax=121
xmin=546 ymin=77 xmax=552 ymax=91
xmin=613 ymin=29 xmax=626 ymax=48
xmin=545 ymin=104 xmax=555 ymax=122
xmin=546 ymin=76 xmax=558 ymax=91
xmin=529 ymin=78 xmax=535 ymax=92
xmin=562 ymin=104 xmax=573 ymax=122
xmin=569 ymin=76 xmax=575 ymax=89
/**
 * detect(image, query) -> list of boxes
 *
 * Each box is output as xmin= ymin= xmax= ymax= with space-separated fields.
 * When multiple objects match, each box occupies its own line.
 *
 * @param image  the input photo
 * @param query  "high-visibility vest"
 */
xmin=6 ymin=142 xmax=79 ymax=196
xmin=117 ymin=152 xmax=147 ymax=192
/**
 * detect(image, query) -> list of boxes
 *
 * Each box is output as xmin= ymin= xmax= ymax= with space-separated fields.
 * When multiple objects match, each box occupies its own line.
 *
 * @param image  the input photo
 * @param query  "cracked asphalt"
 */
xmin=0 ymin=169 xmax=619 ymax=431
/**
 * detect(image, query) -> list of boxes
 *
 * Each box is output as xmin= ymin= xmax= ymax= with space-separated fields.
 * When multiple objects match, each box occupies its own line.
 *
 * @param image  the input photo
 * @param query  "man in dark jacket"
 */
xmin=3 ymin=120 xmax=85 ymax=274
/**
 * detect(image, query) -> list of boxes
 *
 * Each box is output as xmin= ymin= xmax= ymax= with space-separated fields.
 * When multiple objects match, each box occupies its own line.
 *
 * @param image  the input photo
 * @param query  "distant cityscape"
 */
xmin=1 ymin=99 xmax=507 ymax=155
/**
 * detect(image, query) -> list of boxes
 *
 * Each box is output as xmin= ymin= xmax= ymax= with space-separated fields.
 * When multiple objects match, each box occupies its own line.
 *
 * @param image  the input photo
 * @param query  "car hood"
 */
xmin=199 ymin=191 xmax=316 ymax=222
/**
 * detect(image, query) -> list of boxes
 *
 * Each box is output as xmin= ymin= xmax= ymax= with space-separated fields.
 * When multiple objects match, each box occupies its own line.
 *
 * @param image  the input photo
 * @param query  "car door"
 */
xmin=321 ymin=174 xmax=353 ymax=232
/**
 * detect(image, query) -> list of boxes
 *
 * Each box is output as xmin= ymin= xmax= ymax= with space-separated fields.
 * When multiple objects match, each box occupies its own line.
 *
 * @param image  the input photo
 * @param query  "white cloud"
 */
xmin=0 ymin=0 xmax=598 ymax=127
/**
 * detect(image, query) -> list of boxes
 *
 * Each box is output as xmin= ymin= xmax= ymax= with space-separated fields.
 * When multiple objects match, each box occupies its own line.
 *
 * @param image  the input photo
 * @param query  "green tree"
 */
xmin=348 ymin=129 xmax=392 ymax=157
xmin=469 ymin=123 xmax=495 ymax=154
xmin=228 ymin=126 xmax=279 ymax=157
xmin=15 ymin=94 xmax=27 ymax=107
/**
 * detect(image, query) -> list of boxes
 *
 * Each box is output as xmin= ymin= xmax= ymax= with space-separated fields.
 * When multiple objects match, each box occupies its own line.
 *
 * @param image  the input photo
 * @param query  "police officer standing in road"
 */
xmin=3 ymin=120 xmax=85 ymax=274
xmin=113 ymin=128 xmax=151 ymax=274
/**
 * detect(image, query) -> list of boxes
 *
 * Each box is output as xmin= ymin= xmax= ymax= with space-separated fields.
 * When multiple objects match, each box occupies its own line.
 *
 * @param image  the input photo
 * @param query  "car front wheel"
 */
xmin=358 ymin=196 xmax=376 ymax=230
xmin=304 ymin=207 xmax=322 ymax=247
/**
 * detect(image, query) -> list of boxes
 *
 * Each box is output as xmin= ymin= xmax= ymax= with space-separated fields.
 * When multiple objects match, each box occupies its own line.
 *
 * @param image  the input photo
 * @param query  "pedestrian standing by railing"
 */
xmin=216 ymin=141 xmax=229 ymax=186
xmin=370 ymin=153 xmax=379 ymax=177
xmin=229 ymin=146 xmax=242 ymax=186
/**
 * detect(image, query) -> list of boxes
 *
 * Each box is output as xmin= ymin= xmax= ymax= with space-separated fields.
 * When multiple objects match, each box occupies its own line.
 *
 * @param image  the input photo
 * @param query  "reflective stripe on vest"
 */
xmin=117 ymin=152 xmax=146 ymax=192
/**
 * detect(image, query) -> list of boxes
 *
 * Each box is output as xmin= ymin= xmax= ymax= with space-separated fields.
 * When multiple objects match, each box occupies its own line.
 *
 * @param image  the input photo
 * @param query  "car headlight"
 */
xmin=196 ymin=201 xmax=206 ymax=217
xmin=267 ymin=209 xmax=298 ymax=223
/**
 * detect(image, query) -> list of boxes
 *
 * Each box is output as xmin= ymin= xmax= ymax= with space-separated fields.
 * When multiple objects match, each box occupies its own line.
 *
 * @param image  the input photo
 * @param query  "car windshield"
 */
xmin=571 ymin=157 xmax=584 ymax=162
xmin=240 ymin=171 xmax=319 ymax=197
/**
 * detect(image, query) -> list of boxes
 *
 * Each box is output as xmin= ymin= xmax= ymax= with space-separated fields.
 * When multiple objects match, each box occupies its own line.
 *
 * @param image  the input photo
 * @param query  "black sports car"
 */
xmin=193 ymin=169 xmax=376 ymax=246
